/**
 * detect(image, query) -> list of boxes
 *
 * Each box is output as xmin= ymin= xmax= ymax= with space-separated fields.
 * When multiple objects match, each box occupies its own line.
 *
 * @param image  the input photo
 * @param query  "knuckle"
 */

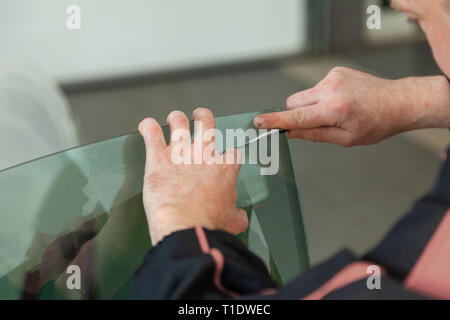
xmin=325 ymin=70 xmax=348 ymax=91
xmin=332 ymin=77 xmax=345 ymax=88
xmin=333 ymin=96 xmax=350 ymax=113
xmin=293 ymin=109 xmax=306 ymax=126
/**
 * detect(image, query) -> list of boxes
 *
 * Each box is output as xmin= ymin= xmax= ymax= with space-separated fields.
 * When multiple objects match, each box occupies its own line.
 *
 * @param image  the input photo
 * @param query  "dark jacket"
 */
xmin=133 ymin=148 xmax=450 ymax=300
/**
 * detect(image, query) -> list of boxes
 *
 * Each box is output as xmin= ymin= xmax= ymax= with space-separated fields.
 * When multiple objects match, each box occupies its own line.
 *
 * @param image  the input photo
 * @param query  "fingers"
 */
xmin=286 ymin=127 xmax=353 ymax=146
xmin=138 ymin=118 xmax=167 ymax=162
xmin=254 ymin=105 xmax=334 ymax=130
xmin=390 ymin=0 xmax=409 ymax=11
xmin=286 ymin=88 xmax=318 ymax=109
xmin=221 ymin=148 xmax=242 ymax=176
xmin=193 ymin=107 xmax=216 ymax=146
xmin=167 ymin=110 xmax=190 ymax=143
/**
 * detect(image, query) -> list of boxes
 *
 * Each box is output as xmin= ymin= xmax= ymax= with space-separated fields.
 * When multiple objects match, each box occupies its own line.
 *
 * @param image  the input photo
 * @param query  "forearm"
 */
xmin=396 ymin=75 xmax=450 ymax=131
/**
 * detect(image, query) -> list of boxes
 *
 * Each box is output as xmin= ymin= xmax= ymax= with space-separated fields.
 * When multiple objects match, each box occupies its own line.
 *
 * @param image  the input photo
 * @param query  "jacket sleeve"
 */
xmin=132 ymin=226 xmax=278 ymax=299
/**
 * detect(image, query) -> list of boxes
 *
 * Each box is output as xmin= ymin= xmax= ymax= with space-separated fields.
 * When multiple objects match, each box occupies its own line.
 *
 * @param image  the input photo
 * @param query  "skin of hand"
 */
xmin=254 ymin=0 xmax=450 ymax=147
xmin=253 ymin=68 xmax=450 ymax=147
xmin=138 ymin=108 xmax=248 ymax=245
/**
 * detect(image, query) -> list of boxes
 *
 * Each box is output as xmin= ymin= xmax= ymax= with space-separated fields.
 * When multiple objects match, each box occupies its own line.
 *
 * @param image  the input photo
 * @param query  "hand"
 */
xmin=254 ymin=67 xmax=450 ymax=147
xmin=138 ymin=108 xmax=248 ymax=245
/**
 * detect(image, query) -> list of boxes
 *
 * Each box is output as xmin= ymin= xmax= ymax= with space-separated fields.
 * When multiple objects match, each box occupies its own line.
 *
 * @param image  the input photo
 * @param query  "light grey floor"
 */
xmin=66 ymin=42 xmax=447 ymax=265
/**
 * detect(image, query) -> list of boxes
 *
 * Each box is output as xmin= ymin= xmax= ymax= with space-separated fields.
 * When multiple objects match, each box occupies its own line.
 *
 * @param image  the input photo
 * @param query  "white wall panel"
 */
xmin=0 ymin=0 xmax=307 ymax=84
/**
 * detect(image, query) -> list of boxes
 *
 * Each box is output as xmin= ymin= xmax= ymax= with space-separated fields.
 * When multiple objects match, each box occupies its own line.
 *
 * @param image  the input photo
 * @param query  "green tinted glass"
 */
xmin=0 ymin=110 xmax=309 ymax=299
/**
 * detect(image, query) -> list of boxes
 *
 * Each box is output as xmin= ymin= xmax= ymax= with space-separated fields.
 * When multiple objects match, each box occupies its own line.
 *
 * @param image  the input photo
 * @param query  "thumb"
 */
xmin=286 ymin=88 xmax=318 ymax=109
xmin=287 ymin=127 xmax=353 ymax=146
xmin=231 ymin=208 xmax=249 ymax=234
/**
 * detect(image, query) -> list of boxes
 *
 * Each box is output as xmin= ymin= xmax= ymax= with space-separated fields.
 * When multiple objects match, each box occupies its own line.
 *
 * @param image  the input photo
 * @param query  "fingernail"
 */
xmin=138 ymin=126 xmax=145 ymax=137
xmin=166 ymin=113 xmax=173 ymax=124
xmin=254 ymin=117 xmax=264 ymax=127
xmin=167 ymin=110 xmax=179 ymax=123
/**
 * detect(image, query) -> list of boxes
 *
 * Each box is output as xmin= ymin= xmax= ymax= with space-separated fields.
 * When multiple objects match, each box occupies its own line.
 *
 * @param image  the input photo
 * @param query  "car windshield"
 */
xmin=0 ymin=110 xmax=309 ymax=299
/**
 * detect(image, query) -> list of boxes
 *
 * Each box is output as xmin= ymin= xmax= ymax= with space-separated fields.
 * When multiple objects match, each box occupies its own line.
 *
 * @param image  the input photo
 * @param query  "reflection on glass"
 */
xmin=0 ymin=110 xmax=309 ymax=299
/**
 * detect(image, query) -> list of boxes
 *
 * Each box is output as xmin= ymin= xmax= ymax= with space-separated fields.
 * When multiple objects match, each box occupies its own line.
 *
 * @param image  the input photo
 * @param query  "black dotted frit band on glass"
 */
xmin=447 ymin=76 xmax=450 ymax=132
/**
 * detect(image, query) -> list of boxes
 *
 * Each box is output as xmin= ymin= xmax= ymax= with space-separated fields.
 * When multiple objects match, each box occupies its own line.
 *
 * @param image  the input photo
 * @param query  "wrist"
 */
xmin=394 ymin=76 xmax=450 ymax=131
xmin=148 ymin=208 xmax=216 ymax=245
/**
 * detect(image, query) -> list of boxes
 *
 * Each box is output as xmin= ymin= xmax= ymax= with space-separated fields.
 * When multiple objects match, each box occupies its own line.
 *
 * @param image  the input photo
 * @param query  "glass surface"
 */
xmin=0 ymin=110 xmax=309 ymax=299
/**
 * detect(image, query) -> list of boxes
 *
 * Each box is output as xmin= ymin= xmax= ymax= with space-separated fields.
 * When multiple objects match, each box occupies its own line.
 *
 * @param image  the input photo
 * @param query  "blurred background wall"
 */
xmin=0 ymin=0 xmax=448 ymax=266
xmin=0 ymin=0 xmax=307 ymax=84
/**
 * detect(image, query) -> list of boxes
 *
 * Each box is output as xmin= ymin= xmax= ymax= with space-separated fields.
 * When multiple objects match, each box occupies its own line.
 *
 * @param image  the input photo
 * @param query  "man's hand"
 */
xmin=254 ymin=67 xmax=450 ymax=147
xmin=138 ymin=108 xmax=248 ymax=245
